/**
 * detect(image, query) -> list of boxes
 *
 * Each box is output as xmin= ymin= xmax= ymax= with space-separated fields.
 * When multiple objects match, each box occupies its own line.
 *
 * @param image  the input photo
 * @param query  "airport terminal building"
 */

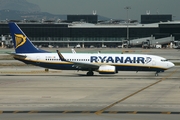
xmin=0 ymin=14 xmax=180 ymax=48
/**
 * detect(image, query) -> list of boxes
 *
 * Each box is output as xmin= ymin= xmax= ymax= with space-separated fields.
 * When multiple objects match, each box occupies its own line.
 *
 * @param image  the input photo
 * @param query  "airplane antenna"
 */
xmin=156 ymin=9 xmax=159 ymax=14
xmin=93 ymin=10 xmax=97 ymax=15
xmin=146 ymin=10 xmax=150 ymax=15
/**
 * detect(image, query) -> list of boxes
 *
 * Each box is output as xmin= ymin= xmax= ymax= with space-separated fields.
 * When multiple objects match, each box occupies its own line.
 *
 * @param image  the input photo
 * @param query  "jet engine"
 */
xmin=98 ymin=65 xmax=117 ymax=74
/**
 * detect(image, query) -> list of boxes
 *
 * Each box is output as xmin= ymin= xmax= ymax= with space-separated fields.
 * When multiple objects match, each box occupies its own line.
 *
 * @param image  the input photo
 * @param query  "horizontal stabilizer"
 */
xmin=11 ymin=54 xmax=27 ymax=59
xmin=6 ymin=52 xmax=26 ymax=58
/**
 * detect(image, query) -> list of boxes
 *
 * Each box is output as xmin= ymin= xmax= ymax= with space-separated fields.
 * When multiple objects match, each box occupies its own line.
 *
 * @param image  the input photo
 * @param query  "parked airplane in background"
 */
xmin=9 ymin=22 xmax=175 ymax=76
xmin=71 ymin=49 xmax=76 ymax=54
xmin=71 ymin=49 xmax=101 ymax=54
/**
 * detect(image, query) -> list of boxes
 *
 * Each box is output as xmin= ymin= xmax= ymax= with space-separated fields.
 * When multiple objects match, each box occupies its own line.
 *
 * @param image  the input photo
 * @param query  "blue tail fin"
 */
xmin=9 ymin=22 xmax=49 ymax=53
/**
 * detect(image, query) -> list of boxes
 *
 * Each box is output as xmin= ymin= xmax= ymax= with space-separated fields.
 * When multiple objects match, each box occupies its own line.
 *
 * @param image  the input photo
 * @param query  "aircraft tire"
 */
xmin=155 ymin=72 xmax=159 ymax=76
xmin=87 ymin=71 xmax=94 ymax=76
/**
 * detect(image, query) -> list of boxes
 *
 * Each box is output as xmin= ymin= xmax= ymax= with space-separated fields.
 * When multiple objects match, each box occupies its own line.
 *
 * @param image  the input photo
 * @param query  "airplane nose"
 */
xmin=169 ymin=62 xmax=175 ymax=68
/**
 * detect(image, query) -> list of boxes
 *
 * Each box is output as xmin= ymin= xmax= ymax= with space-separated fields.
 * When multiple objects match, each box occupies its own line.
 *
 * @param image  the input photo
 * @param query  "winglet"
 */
xmin=56 ymin=50 xmax=66 ymax=61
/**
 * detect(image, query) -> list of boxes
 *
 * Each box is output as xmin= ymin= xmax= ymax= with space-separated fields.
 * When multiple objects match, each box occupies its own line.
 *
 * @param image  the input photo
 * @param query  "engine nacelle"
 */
xmin=98 ymin=65 xmax=116 ymax=74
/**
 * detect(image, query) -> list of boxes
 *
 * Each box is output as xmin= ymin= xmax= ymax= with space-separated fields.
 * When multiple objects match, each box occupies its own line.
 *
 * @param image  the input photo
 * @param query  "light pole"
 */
xmin=124 ymin=6 xmax=131 ymax=42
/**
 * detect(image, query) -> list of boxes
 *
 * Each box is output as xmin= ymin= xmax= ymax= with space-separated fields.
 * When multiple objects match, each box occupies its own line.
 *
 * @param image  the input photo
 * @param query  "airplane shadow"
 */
xmin=0 ymin=73 xmax=118 ymax=78
xmin=0 ymin=74 xmax=99 ymax=77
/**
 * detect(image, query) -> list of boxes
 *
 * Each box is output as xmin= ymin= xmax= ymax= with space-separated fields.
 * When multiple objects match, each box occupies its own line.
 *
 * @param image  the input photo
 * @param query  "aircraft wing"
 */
xmin=56 ymin=50 xmax=99 ymax=70
xmin=7 ymin=52 xmax=27 ymax=59
xmin=72 ymin=62 xmax=99 ymax=69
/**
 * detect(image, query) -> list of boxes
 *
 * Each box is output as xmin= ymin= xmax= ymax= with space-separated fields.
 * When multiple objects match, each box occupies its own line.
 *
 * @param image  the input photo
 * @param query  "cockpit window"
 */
xmin=161 ymin=59 xmax=168 ymax=62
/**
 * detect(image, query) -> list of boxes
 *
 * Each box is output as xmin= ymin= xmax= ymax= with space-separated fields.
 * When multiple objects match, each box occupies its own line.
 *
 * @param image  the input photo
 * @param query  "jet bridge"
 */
xmin=122 ymin=37 xmax=153 ymax=48
xmin=122 ymin=35 xmax=174 ymax=48
xmin=142 ymin=36 xmax=174 ymax=49
xmin=173 ymin=41 xmax=180 ymax=49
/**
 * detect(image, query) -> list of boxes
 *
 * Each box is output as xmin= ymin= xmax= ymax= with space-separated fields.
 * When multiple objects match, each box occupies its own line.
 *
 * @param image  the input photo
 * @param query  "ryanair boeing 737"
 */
xmin=9 ymin=22 xmax=174 ymax=76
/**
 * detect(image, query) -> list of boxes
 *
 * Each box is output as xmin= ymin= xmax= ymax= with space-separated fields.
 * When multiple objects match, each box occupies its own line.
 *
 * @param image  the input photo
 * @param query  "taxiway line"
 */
xmin=95 ymin=68 xmax=178 ymax=115
xmin=0 ymin=111 xmax=179 ymax=114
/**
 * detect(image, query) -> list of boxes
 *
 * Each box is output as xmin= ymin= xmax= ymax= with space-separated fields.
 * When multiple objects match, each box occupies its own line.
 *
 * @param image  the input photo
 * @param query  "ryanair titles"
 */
xmin=90 ymin=56 xmax=152 ymax=64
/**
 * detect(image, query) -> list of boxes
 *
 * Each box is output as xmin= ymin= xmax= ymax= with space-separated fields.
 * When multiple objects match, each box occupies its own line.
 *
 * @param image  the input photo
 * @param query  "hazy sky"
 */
xmin=26 ymin=0 xmax=180 ymax=20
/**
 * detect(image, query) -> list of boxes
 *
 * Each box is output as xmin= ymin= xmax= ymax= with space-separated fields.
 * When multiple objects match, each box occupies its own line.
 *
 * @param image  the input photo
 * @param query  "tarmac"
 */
xmin=0 ymin=48 xmax=180 ymax=120
xmin=0 ymin=66 xmax=179 ymax=120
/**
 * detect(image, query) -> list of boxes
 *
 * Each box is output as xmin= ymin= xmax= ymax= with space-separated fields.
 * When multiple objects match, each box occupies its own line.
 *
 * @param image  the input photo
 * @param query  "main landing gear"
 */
xmin=155 ymin=71 xmax=160 ymax=76
xmin=86 ymin=71 xmax=94 ymax=76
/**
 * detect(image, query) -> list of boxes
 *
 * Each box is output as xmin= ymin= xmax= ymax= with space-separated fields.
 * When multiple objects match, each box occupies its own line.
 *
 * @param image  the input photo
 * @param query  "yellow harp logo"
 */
xmin=15 ymin=34 xmax=26 ymax=49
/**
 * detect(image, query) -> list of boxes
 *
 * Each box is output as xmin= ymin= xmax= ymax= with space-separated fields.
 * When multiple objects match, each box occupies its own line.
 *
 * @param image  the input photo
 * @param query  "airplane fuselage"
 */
xmin=14 ymin=53 xmax=174 ymax=72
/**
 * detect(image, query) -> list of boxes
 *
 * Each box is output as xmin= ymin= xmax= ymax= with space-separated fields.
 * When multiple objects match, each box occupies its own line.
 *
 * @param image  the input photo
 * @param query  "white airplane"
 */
xmin=9 ymin=22 xmax=175 ymax=76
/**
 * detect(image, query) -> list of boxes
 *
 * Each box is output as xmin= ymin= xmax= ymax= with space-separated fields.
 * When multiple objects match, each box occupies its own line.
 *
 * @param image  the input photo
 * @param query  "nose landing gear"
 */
xmin=155 ymin=71 xmax=161 ymax=76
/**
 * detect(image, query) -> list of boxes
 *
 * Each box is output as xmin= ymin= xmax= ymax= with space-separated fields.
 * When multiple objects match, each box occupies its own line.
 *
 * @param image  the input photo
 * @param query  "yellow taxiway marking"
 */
xmin=81 ymin=111 xmax=91 ymax=114
xmin=95 ymin=68 xmax=178 ymax=115
xmin=162 ymin=112 xmax=171 ymax=114
xmin=13 ymin=111 xmax=19 ymax=113
xmin=28 ymin=111 xmax=39 ymax=113
xmin=0 ymin=110 xmax=179 ymax=114
xmin=63 ymin=111 xmax=74 ymax=114
xmin=128 ymin=111 xmax=137 ymax=114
